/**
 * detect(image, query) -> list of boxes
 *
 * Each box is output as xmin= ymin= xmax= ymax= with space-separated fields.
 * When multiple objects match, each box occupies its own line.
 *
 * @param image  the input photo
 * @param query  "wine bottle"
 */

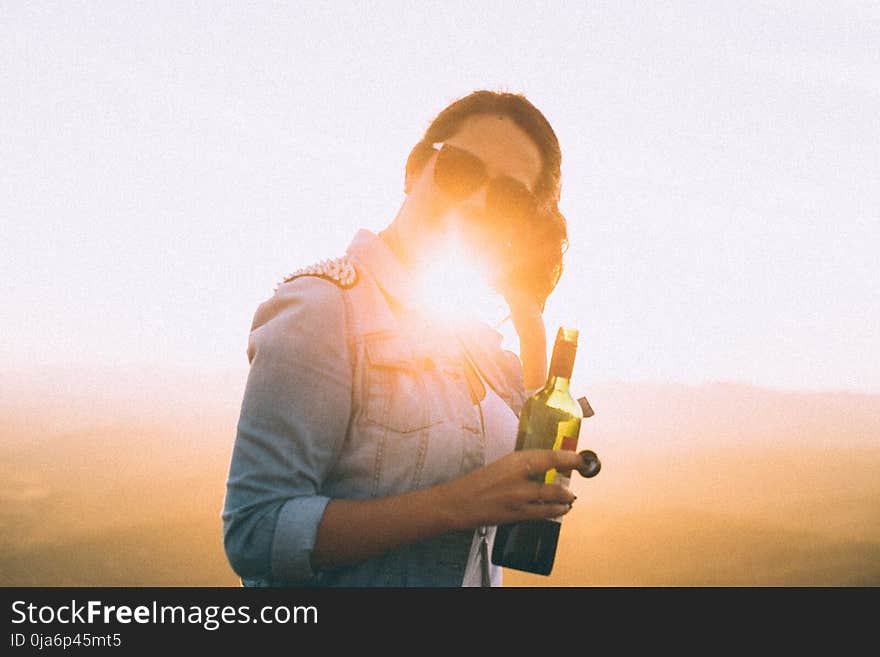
xmin=491 ymin=327 xmax=583 ymax=575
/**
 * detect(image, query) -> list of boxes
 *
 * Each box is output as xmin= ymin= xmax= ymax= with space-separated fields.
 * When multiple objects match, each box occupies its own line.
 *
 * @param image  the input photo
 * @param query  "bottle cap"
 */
xmin=577 ymin=396 xmax=595 ymax=418
xmin=577 ymin=450 xmax=601 ymax=478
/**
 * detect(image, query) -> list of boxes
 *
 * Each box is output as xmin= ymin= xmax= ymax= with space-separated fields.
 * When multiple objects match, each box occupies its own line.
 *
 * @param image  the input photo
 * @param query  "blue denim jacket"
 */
xmin=222 ymin=229 xmax=527 ymax=586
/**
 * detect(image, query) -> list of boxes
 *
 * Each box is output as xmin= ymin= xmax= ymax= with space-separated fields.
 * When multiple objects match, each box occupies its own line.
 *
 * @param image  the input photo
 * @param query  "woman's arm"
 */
xmin=311 ymin=448 xmax=581 ymax=570
xmin=222 ymin=277 xmax=353 ymax=583
xmin=504 ymin=288 xmax=548 ymax=392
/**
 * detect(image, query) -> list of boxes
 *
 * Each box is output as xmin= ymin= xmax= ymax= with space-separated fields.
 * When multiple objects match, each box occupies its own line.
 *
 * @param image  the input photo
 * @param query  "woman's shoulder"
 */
xmin=249 ymin=256 xmax=359 ymax=338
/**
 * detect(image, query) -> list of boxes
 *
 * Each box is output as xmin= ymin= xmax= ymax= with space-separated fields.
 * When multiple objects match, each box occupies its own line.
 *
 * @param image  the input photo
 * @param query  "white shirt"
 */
xmin=461 ymin=381 xmax=520 ymax=586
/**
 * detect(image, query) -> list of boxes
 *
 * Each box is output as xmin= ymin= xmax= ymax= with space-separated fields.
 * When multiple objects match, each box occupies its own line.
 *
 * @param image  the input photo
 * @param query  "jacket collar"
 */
xmin=346 ymin=229 xmax=420 ymax=311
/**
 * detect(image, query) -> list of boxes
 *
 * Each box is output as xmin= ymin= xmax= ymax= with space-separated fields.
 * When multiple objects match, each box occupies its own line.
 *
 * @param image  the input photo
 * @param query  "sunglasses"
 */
xmin=432 ymin=143 xmax=539 ymax=225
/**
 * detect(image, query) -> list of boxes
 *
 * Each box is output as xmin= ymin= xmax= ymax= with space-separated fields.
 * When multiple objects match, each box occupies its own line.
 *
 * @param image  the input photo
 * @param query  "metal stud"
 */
xmin=278 ymin=255 xmax=358 ymax=290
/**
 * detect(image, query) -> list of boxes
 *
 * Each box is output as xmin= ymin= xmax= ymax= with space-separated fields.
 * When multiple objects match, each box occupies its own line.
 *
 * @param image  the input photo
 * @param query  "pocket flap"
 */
xmin=365 ymin=336 xmax=415 ymax=370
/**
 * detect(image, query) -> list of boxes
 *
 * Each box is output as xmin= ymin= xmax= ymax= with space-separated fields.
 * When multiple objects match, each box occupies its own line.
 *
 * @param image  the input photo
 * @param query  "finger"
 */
xmin=519 ymin=453 xmax=535 ymax=480
xmin=520 ymin=448 xmax=584 ymax=475
xmin=514 ymin=452 xmax=547 ymax=482
xmin=513 ymin=481 xmax=576 ymax=505
xmin=523 ymin=501 xmax=572 ymax=520
xmin=536 ymin=482 xmax=577 ymax=505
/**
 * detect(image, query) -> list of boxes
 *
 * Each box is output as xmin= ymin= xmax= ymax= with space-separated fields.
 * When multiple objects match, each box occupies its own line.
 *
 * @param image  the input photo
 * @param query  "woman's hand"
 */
xmin=437 ymin=449 xmax=582 ymax=530
xmin=504 ymin=288 xmax=547 ymax=391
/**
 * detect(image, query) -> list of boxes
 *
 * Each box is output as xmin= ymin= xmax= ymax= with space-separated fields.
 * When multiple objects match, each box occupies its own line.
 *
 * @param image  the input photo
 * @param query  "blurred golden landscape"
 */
xmin=2 ymin=367 xmax=878 ymax=586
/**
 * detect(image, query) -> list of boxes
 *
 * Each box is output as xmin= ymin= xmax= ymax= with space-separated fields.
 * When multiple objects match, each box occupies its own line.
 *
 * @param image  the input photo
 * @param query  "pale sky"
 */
xmin=2 ymin=2 xmax=878 ymax=393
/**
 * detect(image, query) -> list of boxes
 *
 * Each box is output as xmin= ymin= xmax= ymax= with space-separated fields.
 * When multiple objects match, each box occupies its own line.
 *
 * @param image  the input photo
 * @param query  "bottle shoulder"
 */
xmin=522 ymin=387 xmax=582 ymax=418
xmin=547 ymin=391 xmax=583 ymax=417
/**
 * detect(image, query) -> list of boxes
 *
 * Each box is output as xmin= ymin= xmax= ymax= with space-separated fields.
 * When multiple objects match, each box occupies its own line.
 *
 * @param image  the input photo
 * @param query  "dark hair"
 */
xmin=501 ymin=203 xmax=569 ymax=311
xmin=406 ymin=90 xmax=562 ymax=202
xmin=408 ymin=91 xmax=568 ymax=307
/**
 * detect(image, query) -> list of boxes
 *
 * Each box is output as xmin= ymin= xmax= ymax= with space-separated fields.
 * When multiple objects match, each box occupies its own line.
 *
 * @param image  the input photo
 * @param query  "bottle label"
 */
xmin=547 ymin=461 xmax=572 ymax=524
xmin=559 ymin=435 xmax=578 ymax=452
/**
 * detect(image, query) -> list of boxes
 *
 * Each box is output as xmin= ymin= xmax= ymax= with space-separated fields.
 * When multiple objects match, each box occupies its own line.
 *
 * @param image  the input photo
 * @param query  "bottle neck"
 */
xmin=546 ymin=374 xmax=570 ymax=393
xmin=547 ymin=337 xmax=576 ymax=383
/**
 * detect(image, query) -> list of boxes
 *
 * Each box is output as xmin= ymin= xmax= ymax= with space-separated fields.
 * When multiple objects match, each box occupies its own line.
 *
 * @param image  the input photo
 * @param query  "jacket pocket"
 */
xmin=362 ymin=335 xmax=441 ymax=433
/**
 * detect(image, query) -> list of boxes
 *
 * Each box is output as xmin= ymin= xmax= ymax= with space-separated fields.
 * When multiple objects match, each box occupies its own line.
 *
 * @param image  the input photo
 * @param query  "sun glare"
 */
xmin=414 ymin=231 xmax=509 ymax=331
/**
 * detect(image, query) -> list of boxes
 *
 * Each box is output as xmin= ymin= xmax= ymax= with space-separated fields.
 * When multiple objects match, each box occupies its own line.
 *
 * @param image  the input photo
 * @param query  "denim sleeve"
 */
xmin=222 ymin=276 xmax=351 ymax=584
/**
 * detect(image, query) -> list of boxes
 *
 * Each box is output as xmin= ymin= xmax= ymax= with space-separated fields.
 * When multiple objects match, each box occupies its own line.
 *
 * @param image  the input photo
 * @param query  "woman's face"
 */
xmin=437 ymin=113 xmax=542 ymax=211
xmin=414 ymin=114 xmax=544 ymax=289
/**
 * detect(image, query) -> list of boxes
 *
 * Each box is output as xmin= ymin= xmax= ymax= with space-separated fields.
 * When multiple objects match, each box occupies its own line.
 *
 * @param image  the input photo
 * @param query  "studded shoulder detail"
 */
xmin=279 ymin=255 xmax=358 ymax=290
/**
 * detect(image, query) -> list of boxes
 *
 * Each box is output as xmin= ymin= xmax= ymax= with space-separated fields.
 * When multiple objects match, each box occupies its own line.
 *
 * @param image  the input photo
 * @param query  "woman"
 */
xmin=222 ymin=91 xmax=583 ymax=586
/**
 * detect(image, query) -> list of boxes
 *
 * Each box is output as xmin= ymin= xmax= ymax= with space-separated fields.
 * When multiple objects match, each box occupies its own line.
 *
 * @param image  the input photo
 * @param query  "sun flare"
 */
xmin=413 ymin=230 xmax=509 ymax=331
